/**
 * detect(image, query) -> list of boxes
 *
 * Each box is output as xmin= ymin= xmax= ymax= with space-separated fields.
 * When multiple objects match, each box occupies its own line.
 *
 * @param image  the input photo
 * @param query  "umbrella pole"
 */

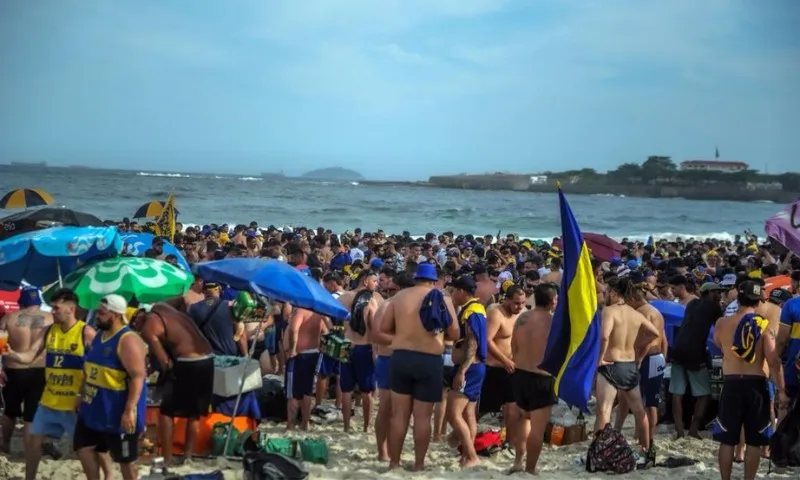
xmin=221 ymin=320 xmax=264 ymax=458
xmin=57 ymin=259 xmax=63 ymax=287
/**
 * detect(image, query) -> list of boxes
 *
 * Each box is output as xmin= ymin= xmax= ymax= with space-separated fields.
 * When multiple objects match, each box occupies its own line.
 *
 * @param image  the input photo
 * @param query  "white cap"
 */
xmin=101 ymin=294 xmax=128 ymax=315
xmin=720 ymin=273 xmax=737 ymax=287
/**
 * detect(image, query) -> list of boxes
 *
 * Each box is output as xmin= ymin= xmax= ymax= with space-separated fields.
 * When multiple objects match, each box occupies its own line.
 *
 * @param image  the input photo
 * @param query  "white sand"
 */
xmin=2 ymin=408 xmax=795 ymax=479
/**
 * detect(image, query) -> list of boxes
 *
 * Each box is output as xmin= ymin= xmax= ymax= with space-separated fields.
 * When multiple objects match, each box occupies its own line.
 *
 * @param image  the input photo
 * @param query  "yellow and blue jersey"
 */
xmin=41 ymin=321 xmax=86 ymax=411
xmin=780 ymin=297 xmax=800 ymax=386
xmin=79 ymin=326 xmax=147 ymax=434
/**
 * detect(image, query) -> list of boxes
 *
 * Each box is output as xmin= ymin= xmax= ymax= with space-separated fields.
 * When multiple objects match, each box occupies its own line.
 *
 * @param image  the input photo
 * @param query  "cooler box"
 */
xmin=213 ymin=361 xmax=262 ymax=397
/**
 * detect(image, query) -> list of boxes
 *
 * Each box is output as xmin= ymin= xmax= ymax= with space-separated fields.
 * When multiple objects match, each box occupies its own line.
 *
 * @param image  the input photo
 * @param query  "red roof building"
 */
xmin=680 ymin=160 xmax=749 ymax=173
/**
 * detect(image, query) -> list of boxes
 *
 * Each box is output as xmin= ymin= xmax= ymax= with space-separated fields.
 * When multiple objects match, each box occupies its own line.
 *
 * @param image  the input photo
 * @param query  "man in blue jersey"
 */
xmin=777 ymin=276 xmax=800 ymax=406
xmin=75 ymin=295 xmax=148 ymax=480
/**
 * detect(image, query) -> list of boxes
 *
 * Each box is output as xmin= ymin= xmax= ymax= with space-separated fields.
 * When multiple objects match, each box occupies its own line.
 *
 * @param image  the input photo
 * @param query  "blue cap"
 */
xmin=414 ymin=263 xmax=438 ymax=282
xmin=627 ymin=260 xmax=638 ymax=270
xmin=370 ymin=258 xmax=384 ymax=269
xmin=18 ymin=286 xmax=42 ymax=308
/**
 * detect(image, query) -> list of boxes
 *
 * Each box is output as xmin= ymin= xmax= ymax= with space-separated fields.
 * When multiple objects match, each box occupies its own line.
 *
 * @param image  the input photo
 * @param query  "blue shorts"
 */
xmin=375 ymin=355 xmax=392 ymax=390
xmin=639 ymin=353 xmax=666 ymax=408
xmin=264 ymin=326 xmax=278 ymax=356
xmin=31 ymin=404 xmax=77 ymax=439
xmin=456 ymin=363 xmax=486 ymax=402
xmin=340 ymin=344 xmax=376 ymax=393
xmin=319 ymin=354 xmax=341 ymax=378
xmin=285 ymin=351 xmax=321 ymax=400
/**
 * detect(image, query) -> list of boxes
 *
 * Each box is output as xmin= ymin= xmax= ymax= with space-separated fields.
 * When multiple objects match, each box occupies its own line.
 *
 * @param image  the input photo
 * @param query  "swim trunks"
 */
xmin=481 ymin=365 xmax=515 ymax=413
xmin=3 ymin=367 xmax=45 ymax=422
xmin=285 ymin=350 xmax=320 ymax=400
xmin=339 ymin=344 xmax=375 ymax=393
xmin=512 ymin=369 xmax=557 ymax=412
xmin=389 ymin=349 xmax=443 ymax=403
xmin=639 ymin=353 xmax=666 ymax=408
xmin=712 ymin=375 xmax=772 ymax=447
xmin=454 ymin=362 xmax=486 ymax=402
xmin=598 ymin=361 xmax=640 ymax=391
xmin=318 ymin=354 xmax=341 ymax=378
xmin=160 ymin=355 xmax=215 ymax=418
xmin=375 ymin=355 xmax=392 ymax=390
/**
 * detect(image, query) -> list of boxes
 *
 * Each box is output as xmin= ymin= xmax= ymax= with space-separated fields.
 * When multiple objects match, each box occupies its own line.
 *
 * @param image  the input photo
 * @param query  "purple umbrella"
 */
xmin=765 ymin=198 xmax=800 ymax=255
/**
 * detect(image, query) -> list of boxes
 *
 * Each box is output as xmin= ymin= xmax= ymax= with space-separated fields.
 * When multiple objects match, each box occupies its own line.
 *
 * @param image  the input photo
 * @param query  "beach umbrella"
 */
xmin=195 ymin=258 xmax=349 ymax=320
xmin=45 ymin=256 xmax=194 ymax=310
xmin=650 ymin=300 xmax=685 ymax=347
xmin=0 ymin=188 xmax=55 ymax=209
xmin=553 ymin=232 xmax=624 ymax=261
xmin=133 ymin=200 xmax=180 ymax=218
xmin=0 ymin=226 xmax=122 ymax=290
xmin=765 ymin=198 xmax=800 ymax=255
xmin=120 ymin=232 xmax=190 ymax=271
xmin=0 ymin=207 xmax=103 ymax=241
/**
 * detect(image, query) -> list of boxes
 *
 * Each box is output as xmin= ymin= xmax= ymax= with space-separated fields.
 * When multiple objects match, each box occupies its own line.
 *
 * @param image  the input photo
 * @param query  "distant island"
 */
xmin=301 ymin=167 xmax=364 ymax=181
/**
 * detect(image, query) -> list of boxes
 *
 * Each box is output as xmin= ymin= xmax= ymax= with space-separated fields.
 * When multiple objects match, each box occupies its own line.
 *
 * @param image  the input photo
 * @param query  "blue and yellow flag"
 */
xmin=154 ymin=194 xmax=177 ymax=242
xmin=538 ymin=187 xmax=601 ymax=412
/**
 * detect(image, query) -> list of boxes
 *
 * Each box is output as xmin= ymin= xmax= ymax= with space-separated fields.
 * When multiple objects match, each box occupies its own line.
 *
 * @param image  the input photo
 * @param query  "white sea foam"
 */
xmin=136 ymin=171 xmax=191 ymax=178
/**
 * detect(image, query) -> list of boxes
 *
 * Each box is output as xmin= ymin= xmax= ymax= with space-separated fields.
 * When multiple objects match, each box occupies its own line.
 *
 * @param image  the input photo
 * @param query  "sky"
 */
xmin=0 ymin=0 xmax=798 ymax=180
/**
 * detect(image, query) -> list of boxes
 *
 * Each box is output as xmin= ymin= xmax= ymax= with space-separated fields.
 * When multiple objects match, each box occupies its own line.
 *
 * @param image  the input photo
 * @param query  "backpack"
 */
xmin=586 ymin=423 xmax=636 ymax=474
xmin=348 ymin=289 xmax=373 ymax=336
xmin=458 ymin=429 xmax=504 ymax=457
xmin=243 ymin=451 xmax=308 ymax=480
xmin=770 ymin=398 xmax=800 ymax=468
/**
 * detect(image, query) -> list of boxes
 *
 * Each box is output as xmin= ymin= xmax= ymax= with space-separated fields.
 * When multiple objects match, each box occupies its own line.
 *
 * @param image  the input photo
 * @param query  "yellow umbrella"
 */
xmin=0 ymin=188 xmax=55 ymax=209
xmin=133 ymin=200 xmax=180 ymax=218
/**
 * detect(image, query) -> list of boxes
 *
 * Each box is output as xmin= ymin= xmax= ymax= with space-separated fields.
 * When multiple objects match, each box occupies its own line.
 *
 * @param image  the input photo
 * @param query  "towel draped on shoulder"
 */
xmin=419 ymin=289 xmax=453 ymax=334
xmin=731 ymin=313 xmax=769 ymax=363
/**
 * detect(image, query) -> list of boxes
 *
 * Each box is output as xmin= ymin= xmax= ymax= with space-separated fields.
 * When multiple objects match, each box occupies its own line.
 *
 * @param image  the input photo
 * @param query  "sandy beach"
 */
xmin=2 ymin=405 xmax=794 ymax=480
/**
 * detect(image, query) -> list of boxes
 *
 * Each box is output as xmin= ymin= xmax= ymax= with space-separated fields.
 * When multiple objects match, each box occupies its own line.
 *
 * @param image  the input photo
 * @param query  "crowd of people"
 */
xmin=1 ymin=220 xmax=800 ymax=480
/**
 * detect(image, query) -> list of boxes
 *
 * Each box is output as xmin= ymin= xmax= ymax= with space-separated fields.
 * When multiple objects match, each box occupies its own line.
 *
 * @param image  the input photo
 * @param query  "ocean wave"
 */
xmin=238 ymin=177 xmax=261 ymax=181
xmin=136 ymin=171 xmax=193 ymax=178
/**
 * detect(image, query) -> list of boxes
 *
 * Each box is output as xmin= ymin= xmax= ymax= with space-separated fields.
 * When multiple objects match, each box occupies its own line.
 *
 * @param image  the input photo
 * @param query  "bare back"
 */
xmin=1 ymin=307 xmax=52 ymax=369
xmin=387 ymin=286 xmax=457 ymax=356
xmin=755 ymin=301 xmax=782 ymax=376
xmin=715 ymin=311 xmax=771 ymax=377
xmin=601 ymin=304 xmax=650 ymax=363
xmin=511 ymin=308 xmax=552 ymax=374
xmin=636 ymin=303 xmax=666 ymax=357
xmin=283 ymin=308 xmax=326 ymax=353
xmin=148 ymin=304 xmax=212 ymax=359
xmin=372 ymin=300 xmax=393 ymax=357
xmin=339 ymin=289 xmax=382 ymax=346
xmin=486 ymin=304 xmax=518 ymax=367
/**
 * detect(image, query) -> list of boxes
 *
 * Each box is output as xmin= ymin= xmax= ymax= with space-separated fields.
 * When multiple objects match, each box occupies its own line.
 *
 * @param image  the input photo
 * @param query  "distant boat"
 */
xmin=260 ymin=171 xmax=286 ymax=180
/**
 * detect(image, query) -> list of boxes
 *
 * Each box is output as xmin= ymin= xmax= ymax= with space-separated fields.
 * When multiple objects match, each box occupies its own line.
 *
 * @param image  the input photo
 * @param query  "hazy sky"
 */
xmin=1 ymin=0 xmax=798 ymax=180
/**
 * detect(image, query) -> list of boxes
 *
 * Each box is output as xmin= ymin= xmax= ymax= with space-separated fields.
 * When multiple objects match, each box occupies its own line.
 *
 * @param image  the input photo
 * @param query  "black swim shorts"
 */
xmin=389 ymin=349 xmax=443 ymax=403
xmin=481 ymin=365 xmax=515 ymax=413
xmin=712 ymin=375 xmax=771 ymax=447
xmin=512 ymin=369 xmax=557 ymax=412
xmin=160 ymin=356 xmax=215 ymax=419
xmin=598 ymin=361 xmax=640 ymax=391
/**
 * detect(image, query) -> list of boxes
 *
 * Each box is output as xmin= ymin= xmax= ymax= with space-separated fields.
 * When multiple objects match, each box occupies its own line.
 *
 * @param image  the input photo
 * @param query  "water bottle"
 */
xmin=139 ymin=457 xmax=169 ymax=479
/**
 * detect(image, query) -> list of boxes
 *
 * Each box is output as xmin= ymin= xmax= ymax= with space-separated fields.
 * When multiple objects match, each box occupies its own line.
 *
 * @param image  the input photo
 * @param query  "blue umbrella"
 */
xmin=195 ymin=258 xmax=349 ymax=319
xmin=650 ymin=300 xmax=685 ymax=347
xmin=121 ymin=232 xmax=190 ymax=271
xmin=0 ymin=226 xmax=123 ymax=290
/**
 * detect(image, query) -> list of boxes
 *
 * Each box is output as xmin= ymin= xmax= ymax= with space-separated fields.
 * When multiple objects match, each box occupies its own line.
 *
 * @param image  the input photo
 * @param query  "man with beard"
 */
xmin=337 ymin=270 xmax=383 ymax=432
xmin=140 ymin=302 xmax=215 ymax=466
xmin=371 ymin=271 xmax=414 ymax=461
xmin=482 ymin=286 xmax=526 ymax=443
xmin=75 ymin=295 xmax=147 ymax=480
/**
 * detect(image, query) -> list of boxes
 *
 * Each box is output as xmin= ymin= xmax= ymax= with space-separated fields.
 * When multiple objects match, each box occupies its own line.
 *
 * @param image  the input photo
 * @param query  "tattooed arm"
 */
xmin=457 ymin=322 xmax=478 ymax=376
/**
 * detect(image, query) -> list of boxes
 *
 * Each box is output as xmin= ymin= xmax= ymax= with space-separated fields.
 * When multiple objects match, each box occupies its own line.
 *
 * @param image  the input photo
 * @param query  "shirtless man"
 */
xmin=284 ymin=307 xmax=327 ymax=430
xmin=140 ymin=302 xmax=215 ymax=465
xmin=0 ymin=287 xmax=52 ymax=454
xmin=337 ymin=270 xmax=383 ymax=432
xmin=183 ymin=277 xmax=205 ymax=307
xmin=509 ymin=283 xmax=558 ymax=474
xmin=614 ymin=276 xmax=667 ymax=447
xmin=541 ymin=257 xmax=563 ymax=285
xmin=713 ymin=281 xmax=788 ymax=480
xmin=380 ymin=264 xmax=459 ymax=471
xmin=371 ymin=271 xmax=414 ymax=461
xmin=596 ymin=276 xmax=659 ymax=460
xmin=482 ymin=286 xmax=526 ymax=444
xmin=448 ymin=275 xmax=488 ymax=468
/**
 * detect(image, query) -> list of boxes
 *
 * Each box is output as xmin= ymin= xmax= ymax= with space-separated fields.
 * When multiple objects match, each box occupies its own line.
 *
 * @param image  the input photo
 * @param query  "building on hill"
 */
xmin=680 ymin=160 xmax=749 ymax=173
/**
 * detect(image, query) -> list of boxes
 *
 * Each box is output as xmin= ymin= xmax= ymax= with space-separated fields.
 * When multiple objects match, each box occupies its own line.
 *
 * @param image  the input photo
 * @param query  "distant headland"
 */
xmin=301 ymin=167 xmax=364 ymax=181
xmin=426 ymin=156 xmax=799 ymax=203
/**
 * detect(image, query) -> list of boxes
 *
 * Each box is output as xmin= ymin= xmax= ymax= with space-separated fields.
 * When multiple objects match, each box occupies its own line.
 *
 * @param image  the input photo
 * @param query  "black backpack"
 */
xmin=586 ymin=423 xmax=636 ymax=474
xmin=348 ymin=289 xmax=373 ymax=336
xmin=771 ymin=398 xmax=800 ymax=468
xmin=243 ymin=451 xmax=308 ymax=480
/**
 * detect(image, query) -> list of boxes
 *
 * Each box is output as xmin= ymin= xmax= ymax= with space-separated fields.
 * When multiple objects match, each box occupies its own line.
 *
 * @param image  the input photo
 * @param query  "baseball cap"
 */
xmin=699 ymin=282 xmax=726 ymax=293
xmin=414 ymin=263 xmax=438 ymax=282
xmin=737 ymin=281 xmax=763 ymax=302
xmin=100 ymin=294 xmax=128 ymax=315
xmin=18 ymin=286 xmax=42 ymax=308
xmin=719 ymin=273 xmax=737 ymax=287
xmin=451 ymin=275 xmax=477 ymax=295
xmin=768 ymin=288 xmax=793 ymax=306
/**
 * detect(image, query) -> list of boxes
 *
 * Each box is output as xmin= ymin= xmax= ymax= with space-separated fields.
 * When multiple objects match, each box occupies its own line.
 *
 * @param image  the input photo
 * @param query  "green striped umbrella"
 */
xmin=46 ymin=256 xmax=194 ymax=309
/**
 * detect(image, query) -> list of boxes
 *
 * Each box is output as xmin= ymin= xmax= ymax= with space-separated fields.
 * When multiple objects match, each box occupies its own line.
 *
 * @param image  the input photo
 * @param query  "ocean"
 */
xmin=0 ymin=167 xmax=783 ymax=242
